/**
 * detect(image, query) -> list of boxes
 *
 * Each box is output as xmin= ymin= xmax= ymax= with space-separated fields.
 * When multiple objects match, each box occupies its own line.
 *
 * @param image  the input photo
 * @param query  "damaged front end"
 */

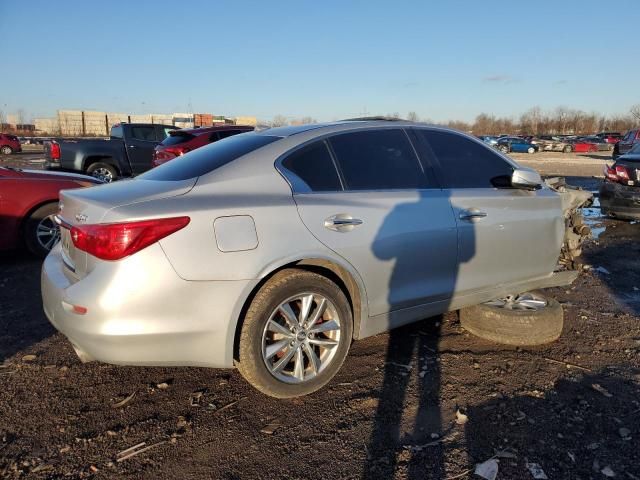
xmin=545 ymin=177 xmax=594 ymax=270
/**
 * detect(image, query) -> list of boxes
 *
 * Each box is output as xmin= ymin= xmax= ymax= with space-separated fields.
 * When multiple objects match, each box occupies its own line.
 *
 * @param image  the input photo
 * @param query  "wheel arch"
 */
xmin=19 ymin=199 xmax=59 ymax=243
xmin=82 ymin=156 xmax=120 ymax=174
xmin=231 ymin=256 xmax=368 ymax=363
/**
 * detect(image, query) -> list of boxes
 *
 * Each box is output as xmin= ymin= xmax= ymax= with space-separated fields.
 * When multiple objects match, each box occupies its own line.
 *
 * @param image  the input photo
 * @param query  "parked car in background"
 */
xmin=496 ymin=136 xmax=538 ymax=154
xmin=42 ymin=120 xmax=588 ymax=398
xmin=596 ymin=132 xmax=622 ymax=144
xmin=578 ymin=136 xmax=613 ymax=151
xmin=601 ymin=143 xmax=640 ymax=219
xmin=44 ymin=123 xmax=176 ymax=182
xmin=152 ymin=125 xmax=254 ymax=167
xmin=612 ymin=129 xmax=640 ymax=159
xmin=477 ymin=135 xmax=498 ymax=146
xmin=0 ymin=133 xmax=22 ymax=154
xmin=563 ymin=139 xmax=598 ymax=153
xmin=0 ymin=166 xmax=101 ymax=257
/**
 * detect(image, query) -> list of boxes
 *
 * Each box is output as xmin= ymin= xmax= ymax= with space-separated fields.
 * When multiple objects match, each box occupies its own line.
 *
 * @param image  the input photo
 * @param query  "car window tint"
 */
xmin=140 ymin=133 xmax=280 ymax=181
xmin=417 ymin=129 xmax=514 ymax=188
xmin=131 ymin=126 xmax=156 ymax=141
xmin=161 ymin=133 xmax=195 ymax=146
xmin=208 ymin=132 xmax=221 ymax=142
xmin=110 ymin=125 xmax=123 ymax=139
xmin=329 ymin=129 xmax=428 ymax=190
xmin=281 ymin=141 xmax=341 ymax=192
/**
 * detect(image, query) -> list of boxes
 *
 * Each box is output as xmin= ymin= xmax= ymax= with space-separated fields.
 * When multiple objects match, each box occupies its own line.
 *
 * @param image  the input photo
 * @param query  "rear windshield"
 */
xmin=141 ymin=133 xmax=280 ymax=181
xmin=161 ymin=132 xmax=195 ymax=146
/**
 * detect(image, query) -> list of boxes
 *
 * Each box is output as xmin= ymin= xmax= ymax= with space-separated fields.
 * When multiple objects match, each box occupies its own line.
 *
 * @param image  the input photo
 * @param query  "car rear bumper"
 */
xmin=41 ymin=242 xmax=258 ymax=368
xmin=599 ymin=181 xmax=640 ymax=220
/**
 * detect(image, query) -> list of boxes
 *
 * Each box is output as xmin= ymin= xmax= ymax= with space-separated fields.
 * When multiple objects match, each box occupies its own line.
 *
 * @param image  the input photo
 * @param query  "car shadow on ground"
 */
xmin=0 ymin=251 xmax=54 ymax=363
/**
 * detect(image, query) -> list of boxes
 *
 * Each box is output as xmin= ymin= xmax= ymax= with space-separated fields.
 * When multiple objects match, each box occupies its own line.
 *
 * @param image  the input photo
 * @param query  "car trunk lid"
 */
xmin=57 ymin=177 xmax=196 ymax=279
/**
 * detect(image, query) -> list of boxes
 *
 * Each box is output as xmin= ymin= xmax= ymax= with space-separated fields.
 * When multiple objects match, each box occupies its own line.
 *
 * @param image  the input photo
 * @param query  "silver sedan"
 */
xmin=42 ymin=120 xmax=569 ymax=397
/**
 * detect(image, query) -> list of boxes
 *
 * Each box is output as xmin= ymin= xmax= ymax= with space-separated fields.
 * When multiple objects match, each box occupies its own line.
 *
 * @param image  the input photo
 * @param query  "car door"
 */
xmin=126 ymin=125 xmax=159 ymax=175
xmin=413 ymin=128 xmax=563 ymax=297
xmin=281 ymin=129 xmax=458 ymax=318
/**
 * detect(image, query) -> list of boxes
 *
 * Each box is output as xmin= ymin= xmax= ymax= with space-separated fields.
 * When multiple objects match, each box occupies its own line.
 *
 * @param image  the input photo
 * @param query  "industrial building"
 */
xmin=32 ymin=110 xmax=257 ymax=136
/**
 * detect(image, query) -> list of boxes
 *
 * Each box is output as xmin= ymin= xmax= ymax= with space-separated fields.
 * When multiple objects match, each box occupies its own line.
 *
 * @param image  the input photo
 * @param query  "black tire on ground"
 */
xmin=86 ymin=162 xmax=118 ymax=182
xmin=459 ymin=292 xmax=563 ymax=346
xmin=24 ymin=202 xmax=60 ymax=258
xmin=0 ymin=145 xmax=13 ymax=155
xmin=236 ymin=268 xmax=353 ymax=398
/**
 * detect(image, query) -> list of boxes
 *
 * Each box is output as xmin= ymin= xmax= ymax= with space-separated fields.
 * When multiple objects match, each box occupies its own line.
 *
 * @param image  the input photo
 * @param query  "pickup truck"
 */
xmin=44 ymin=123 xmax=176 ymax=182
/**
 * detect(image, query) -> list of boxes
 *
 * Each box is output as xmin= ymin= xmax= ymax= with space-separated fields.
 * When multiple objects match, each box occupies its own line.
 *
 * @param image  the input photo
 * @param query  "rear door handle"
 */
xmin=324 ymin=214 xmax=363 ymax=232
xmin=459 ymin=208 xmax=487 ymax=222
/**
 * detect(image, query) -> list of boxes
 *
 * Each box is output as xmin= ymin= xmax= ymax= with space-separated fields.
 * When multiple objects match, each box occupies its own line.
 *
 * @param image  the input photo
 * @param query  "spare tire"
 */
xmin=459 ymin=291 xmax=563 ymax=346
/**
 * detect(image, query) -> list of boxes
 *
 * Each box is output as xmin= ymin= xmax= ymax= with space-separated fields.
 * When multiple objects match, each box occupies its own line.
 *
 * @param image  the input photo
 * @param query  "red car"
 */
xmin=152 ymin=125 xmax=254 ymax=167
xmin=596 ymin=132 xmax=622 ymax=144
xmin=566 ymin=139 xmax=598 ymax=153
xmin=0 ymin=167 xmax=101 ymax=257
xmin=0 ymin=133 xmax=22 ymax=155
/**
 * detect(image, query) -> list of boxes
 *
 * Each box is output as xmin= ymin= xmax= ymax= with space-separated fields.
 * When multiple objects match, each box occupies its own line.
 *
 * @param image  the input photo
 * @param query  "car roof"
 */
xmin=255 ymin=119 xmax=438 ymax=138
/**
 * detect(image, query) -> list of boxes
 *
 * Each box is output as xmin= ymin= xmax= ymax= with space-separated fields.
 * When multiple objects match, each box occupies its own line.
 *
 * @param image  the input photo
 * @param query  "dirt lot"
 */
xmin=1 ymin=150 xmax=639 ymax=479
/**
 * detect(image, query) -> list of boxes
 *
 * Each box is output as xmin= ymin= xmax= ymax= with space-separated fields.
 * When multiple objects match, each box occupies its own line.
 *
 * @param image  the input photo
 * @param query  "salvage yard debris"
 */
xmin=116 ymin=440 xmax=166 ymax=463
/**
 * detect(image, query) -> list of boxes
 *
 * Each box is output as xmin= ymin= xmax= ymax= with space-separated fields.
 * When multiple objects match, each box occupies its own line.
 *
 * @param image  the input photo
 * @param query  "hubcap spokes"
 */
xmin=36 ymin=215 xmax=61 ymax=251
xmin=262 ymin=293 xmax=341 ymax=384
xmin=486 ymin=292 xmax=548 ymax=311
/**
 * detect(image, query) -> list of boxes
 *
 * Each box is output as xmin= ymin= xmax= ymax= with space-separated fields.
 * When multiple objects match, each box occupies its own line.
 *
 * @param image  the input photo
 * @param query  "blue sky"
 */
xmin=0 ymin=0 xmax=637 ymax=122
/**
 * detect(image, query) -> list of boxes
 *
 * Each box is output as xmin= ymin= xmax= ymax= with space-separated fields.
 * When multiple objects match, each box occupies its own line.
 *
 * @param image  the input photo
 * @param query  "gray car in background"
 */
xmin=42 ymin=120 xmax=575 ymax=398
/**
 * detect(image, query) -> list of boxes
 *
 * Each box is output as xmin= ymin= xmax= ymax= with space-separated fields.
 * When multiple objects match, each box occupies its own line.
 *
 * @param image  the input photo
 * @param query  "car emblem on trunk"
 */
xmin=75 ymin=214 xmax=88 ymax=223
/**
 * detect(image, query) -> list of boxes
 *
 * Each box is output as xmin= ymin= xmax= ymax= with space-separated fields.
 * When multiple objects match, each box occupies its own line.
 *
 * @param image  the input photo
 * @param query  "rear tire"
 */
xmin=0 ymin=146 xmax=13 ymax=155
xmin=237 ymin=269 xmax=353 ymax=398
xmin=498 ymin=145 xmax=509 ymax=154
xmin=86 ymin=162 xmax=118 ymax=182
xmin=24 ymin=202 xmax=60 ymax=258
xmin=459 ymin=291 xmax=563 ymax=346
xmin=563 ymin=145 xmax=573 ymax=153
xmin=527 ymin=147 xmax=535 ymax=154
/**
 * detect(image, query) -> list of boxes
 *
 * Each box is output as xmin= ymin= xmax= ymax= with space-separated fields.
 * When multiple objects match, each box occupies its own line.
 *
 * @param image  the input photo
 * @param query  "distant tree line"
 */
xmin=403 ymin=106 xmax=640 ymax=135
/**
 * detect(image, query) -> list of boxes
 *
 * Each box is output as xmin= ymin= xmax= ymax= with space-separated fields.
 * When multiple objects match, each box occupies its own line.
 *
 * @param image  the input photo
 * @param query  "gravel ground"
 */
xmin=1 ymin=150 xmax=638 ymax=479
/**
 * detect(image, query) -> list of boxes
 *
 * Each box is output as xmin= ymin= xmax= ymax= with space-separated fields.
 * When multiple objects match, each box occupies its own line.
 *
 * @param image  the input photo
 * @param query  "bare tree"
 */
xmin=407 ymin=111 xmax=419 ymax=122
xmin=0 ymin=109 xmax=5 ymax=132
xmin=631 ymin=104 xmax=640 ymax=121
xmin=270 ymin=115 xmax=288 ymax=127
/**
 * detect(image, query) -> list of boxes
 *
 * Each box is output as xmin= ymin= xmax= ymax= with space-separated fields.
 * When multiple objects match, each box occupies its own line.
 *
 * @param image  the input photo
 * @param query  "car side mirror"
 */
xmin=511 ymin=168 xmax=542 ymax=190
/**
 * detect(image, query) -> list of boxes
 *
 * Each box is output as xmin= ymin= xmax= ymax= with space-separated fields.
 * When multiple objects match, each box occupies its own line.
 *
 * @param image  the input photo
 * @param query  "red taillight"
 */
xmin=604 ymin=165 xmax=618 ymax=181
xmin=615 ymin=165 xmax=630 ymax=181
xmin=70 ymin=216 xmax=190 ymax=261
xmin=50 ymin=142 xmax=61 ymax=160
xmin=166 ymin=147 xmax=190 ymax=156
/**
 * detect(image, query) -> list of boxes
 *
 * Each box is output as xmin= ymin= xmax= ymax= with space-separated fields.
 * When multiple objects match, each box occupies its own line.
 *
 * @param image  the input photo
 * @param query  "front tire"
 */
xmin=498 ymin=145 xmax=509 ymax=154
xmin=86 ymin=162 xmax=118 ymax=182
xmin=237 ymin=269 xmax=353 ymax=398
xmin=0 ymin=146 xmax=13 ymax=155
xmin=563 ymin=145 xmax=573 ymax=153
xmin=527 ymin=147 xmax=535 ymax=154
xmin=24 ymin=203 xmax=60 ymax=258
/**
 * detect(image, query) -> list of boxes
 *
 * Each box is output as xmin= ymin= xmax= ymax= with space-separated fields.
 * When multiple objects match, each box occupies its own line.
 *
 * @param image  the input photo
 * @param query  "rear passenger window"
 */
xmin=131 ymin=126 xmax=156 ymax=141
xmin=281 ymin=141 xmax=342 ymax=192
xmin=329 ymin=129 xmax=428 ymax=190
xmin=417 ymin=130 xmax=513 ymax=188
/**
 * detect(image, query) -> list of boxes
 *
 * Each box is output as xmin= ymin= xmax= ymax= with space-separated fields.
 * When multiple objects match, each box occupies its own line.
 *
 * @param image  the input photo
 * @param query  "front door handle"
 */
xmin=324 ymin=214 xmax=363 ymax=232
xmin=459 ymin=208 xmax=487 ymax=222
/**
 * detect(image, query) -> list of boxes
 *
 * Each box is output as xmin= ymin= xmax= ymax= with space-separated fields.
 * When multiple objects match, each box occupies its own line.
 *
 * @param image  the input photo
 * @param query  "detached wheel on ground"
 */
xmin=0 ymin=146 xmax=13 ymax=155
xmin=86 ymin=162 xmax=118 ymax=182
xmin=24 ymin=202 xmax=61 ymax=258
xmin=236 ymin=268 xmax=353 ymax=398
xmin=459 ymin=291 xmax=563 ymax=346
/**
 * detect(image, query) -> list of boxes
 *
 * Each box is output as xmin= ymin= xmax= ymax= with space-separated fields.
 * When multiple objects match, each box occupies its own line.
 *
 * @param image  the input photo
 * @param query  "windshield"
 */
xmin=140 ymin=132 xmax=280 ymax=181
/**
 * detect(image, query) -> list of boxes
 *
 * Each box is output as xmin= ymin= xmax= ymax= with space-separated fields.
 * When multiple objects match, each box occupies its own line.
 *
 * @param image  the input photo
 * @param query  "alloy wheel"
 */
xmin=36 ymin=214 xmax=61 ymax=251
xmin=261 ymin=293 xmax=342 ymax=384
xmin=485 ymin=292 xmax=548 ymax=311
